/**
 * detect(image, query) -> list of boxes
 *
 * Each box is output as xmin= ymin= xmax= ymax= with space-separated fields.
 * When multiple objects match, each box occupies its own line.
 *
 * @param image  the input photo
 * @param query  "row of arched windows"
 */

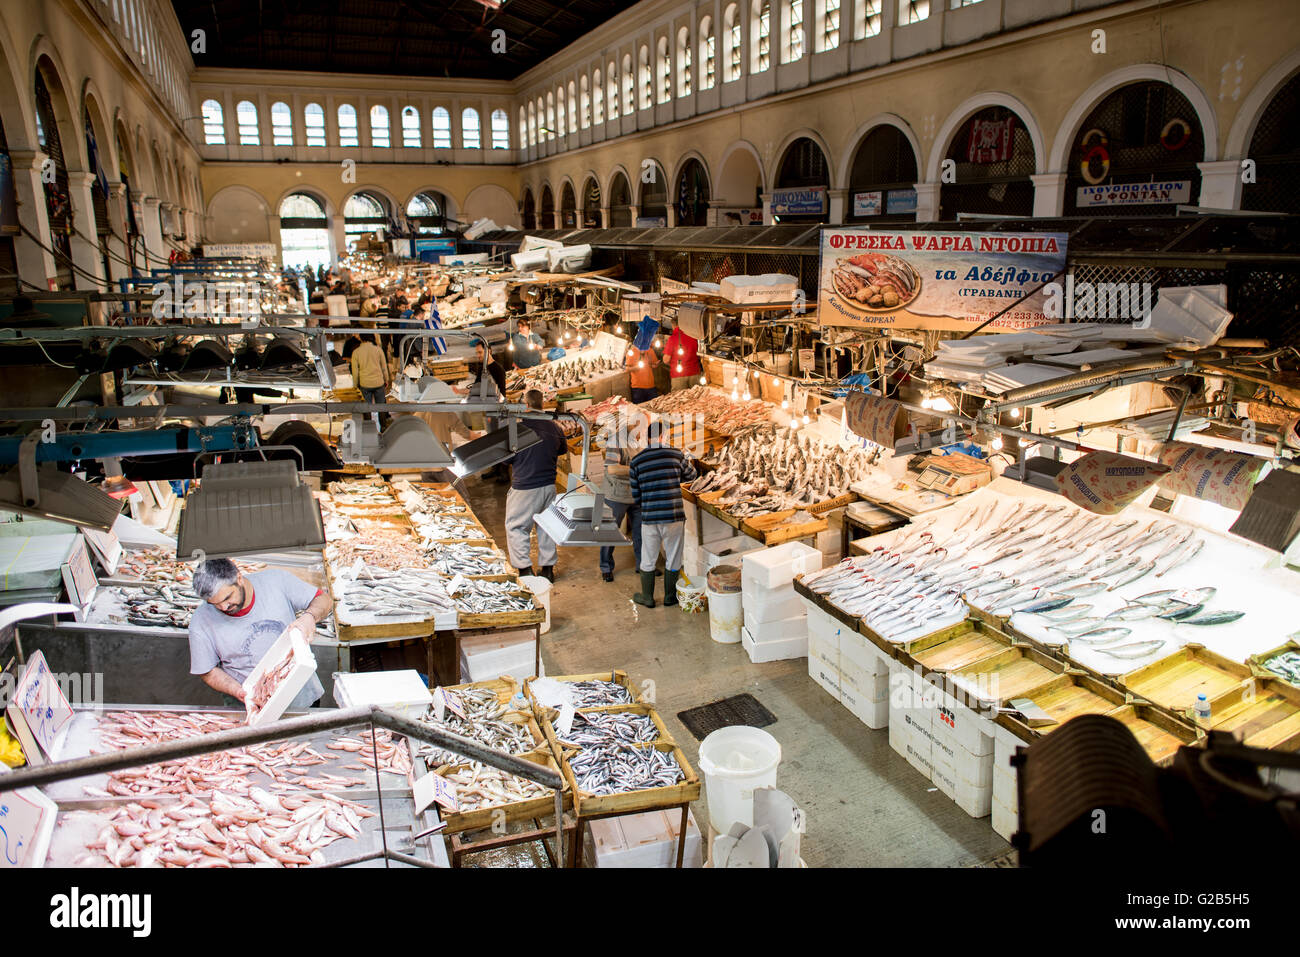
xmin=200 ymin=100 xmax=510 ymax=149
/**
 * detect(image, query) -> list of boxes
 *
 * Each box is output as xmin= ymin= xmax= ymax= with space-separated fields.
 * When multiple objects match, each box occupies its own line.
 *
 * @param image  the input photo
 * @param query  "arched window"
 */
xmin=786 ymin=0 xmax=804 ymax=62
xmin=622 ymin=55 xmax=634 ymax=115
xmin=491 ymin=109 xmax=510 ymax=149
xmin=639 ymin=46 xmax=652 ymax=110
xmin=752 ymin=2 xmax=771 ymax=74
xmin=582 ymin=178 xmax=602 ymax=227
xmin=899 ymin=0 xmax=930 ymax=26
xmin=567 ymin=82 xmax=577 ymax=133
xmin=724 ymin=6 xmax=742 ymax=81
xmin=407 ymin=192 xmax=446 ymax=233
xmin=700 ymin=18 xmax=716 ymax=91
xmin=304 ymin=103 xmax=326 ymax=146
xmin=639 ymin=161 xmax=668 ymax=223
xmin=432 ymin=107 xmax=451 ymax=148
xmin=855 ymin=0 xmax=883 ymax=39
xmin=608 ymin=171 xmax=632 ymax=226
xmin=608 ymin=63 xmax=620 ymax=120
xmin=821 ymin=0 xmax=841 ymax=50
xmin=337 ymin=104 xmax=358 ymax=147
xmin=271 ymin=101 xmax=293 ymax=145
xmin=527 ymin=102 xmax=536 ymax=146
xmin=462 ymin=108 xmax=481 ymax=149
xmin=940 ymin=105 xmax=1036 ymax=219
xmin=401 ymin=106 xmax=421 ymax=147
xmin=846 ymin=124 xmax=919 ymax=222
xmin=522 ymin=189 xmax=536 ymax=230
xmin=519 ymin=106 xmax=527 ymax=148
xmin=677 ymin=29 xmax=692 ymax=97
xmin=1243 ymin=73 xmax=1300 ymax=213
xmin=369 ymin=105 xmax=390 ymax=147
xmin=236 ymin=100 xmax=259 ymax=145
xmin=580 ymin=76 xmax=590 ymax=128
xmin=594 ymin=71 xmax=605 ymax=124
xmin=675 ymin=159 xmax=711 ymax=226
xmin=279 ymin=192 xmax=331 ymax=268
xmin=555 ymin=89 xmax=565 ymax=137
xmin=33 ymin=69 xmax=73 ymax=276
xmin=344 ymin=191 xmax=388 ymax=241
xmin=540 ymin=185 xmax=554 ymax=228
xmin=201 ymin=99 xmax=225 ymax=144
xmin=657 ymin=38 xmax=672 ymax=104
xmin=560 ymin=181 xmax=576 ymax=228
xmin=546 ymin=93 xmax=555 ymax=139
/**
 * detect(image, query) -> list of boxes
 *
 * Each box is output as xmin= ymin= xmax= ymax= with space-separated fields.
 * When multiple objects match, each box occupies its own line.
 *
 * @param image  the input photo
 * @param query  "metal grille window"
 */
xmin=594 ymin=76 xmax=605 ymax=124
xmin=560 ymin=183 xmax=576 ymax=228
xmin=623 ymin=57 xmax=634 ymax=115
xmin=519 ymin=106 xmax=527 ymax=148
xmin=369 ymin=105 xmax=390 ymax=147
xmin=856 ymin=0 xmax=882 ymax=38
xmin=432 ymin=107 xmax=451 ymax=148
xmin=580 ymin=78 xmax=590 ymax=128
xmin=949 ymin=0 xmax=982 ymax=6
xmin=824 ymin=0 xmax=840 ymax=50
xmin=568 ymin=83 xmax=577 ymax=133
xmin=401 ymin=106 xmax=421 ymax=147
xmin=583 ymin=179 xmax=602 ymax=227
xmin=236 ymin=100 xmax=259 ymax=145
xmin=344 ymin=192 xmax=386 ymax=237
xmin=678 ymin=31 xmax=692 ymax=97
xmin=788 ymin=0 xmax=804 ymax=61
xmin=729 ymin=19 xmax=742 ymax=79
xmin=1241 ymin=73 xmax=1300 ymax=215
xmin=546 ymin=94 xmax=555 ymax=139
xmin=201 ymin=99 xmax=225 ymax=144
xmin=640 ymin=48 xmax=652 ymax=109
xmin=756 ymin=3 xmax=771 ymax=73
xmin=304 ymin=103 xmax=326 ymax=146
xmin=899 ymin=0 xmax=929 ymax=25
xmin=556 ymin=93 xmax=565 ymax=138
xmin=659 ymin=40 xmax=672 ymax=103
xmin=703 ymin=32 xmax=716 ymax=89
xmin=540 ymin=187 xmax=554 ymax=228
xmin=940 ymin=105 xmax=1036 ymax=219
xmin=34 ymin=71 xmax=72 ymax=277
xmin=462 ymin=108 xmax=481 ymax=149
xmin=522 ymin=191 xmax=536 ymax=230
xmin=271 ymin=101 xmax=293 ymax=145
xmin=608 ymin=65 xmax=620 ymax=120
xmin=407 ymin=192 xmax=444 ymax=233
xmin=846 ymin=124 xmax=920 ymax=222
xmin=337 ymin=104 xmax=359 ymax=147
xmin=491 ymin=109 xmax=510 ymax=149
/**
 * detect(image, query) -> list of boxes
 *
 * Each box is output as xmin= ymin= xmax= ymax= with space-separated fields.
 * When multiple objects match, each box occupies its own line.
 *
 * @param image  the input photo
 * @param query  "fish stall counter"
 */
xmin=38 ymin=705 xmax=447 ymax=868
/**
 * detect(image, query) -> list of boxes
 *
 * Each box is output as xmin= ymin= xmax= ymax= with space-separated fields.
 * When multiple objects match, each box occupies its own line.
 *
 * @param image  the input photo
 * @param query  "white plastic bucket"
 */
xmin=519 ymin=575 xmax=552 ymax=634
xmin=698 ymin=726 xmax=782 ymax=832
xmin=677 ymin=577 xmax=707 ymax=613
xmin=706 ymin=587 xmax=743 ymax=643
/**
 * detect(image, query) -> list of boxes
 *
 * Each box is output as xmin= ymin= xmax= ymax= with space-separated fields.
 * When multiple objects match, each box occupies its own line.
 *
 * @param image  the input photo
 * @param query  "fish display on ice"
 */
xmin=637 ymin=385 xmax=772 ymax=435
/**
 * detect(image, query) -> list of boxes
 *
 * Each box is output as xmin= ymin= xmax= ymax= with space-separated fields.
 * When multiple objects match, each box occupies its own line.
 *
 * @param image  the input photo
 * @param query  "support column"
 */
xmin=913 ymin=182 xmax=941 ymax=223
xmin=1031 ymin=172 xmax=1068 ymax=218
xmin=330 ymin=213 xmax=347 ymax=264
xmin=105 ymin=183 xmax=132 ymax=281
xmin=67 ymin=172 xmax=106 ymax=289
xmin=665 ymin=204 xmax=677 ymax=227
xmin=707 ymin=200 xmax=725 ymax=226
xmin=599 ymin=206 xmax=610 ymax=227
xmin=627 ymin=204 xmax=640 ymax=226
xmin=760 ymin=192 xmax=774 ymax=226
xmin=1196 ymin=160 xmax=1244 ymax=211
xmin=141 ymin=195 xmax=165 ymax=267
xmin=827 ymin=189 xmax=848 ymax=225
xmin=8 ymin=150 xmax=56 ymax=288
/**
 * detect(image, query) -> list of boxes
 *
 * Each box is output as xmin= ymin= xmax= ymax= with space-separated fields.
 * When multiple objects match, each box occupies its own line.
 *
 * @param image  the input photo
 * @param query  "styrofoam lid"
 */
xmin=333 ymin=669 xmax=433 ymax=709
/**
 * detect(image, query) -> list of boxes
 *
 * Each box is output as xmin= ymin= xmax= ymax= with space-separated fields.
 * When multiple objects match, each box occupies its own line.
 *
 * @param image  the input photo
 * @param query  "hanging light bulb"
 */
xmin=638 ymin=360 xmax=645 ymax=369
xmin=676 ymin=364 xmax=683 ymax=373
xmin=991 ymin=436 xmax=1003 ymax=450
xmin=802 ymin=414 xmax=811 ymax=425
xmin=627 ymin=347 xmax=635 ymax=357
xmin=507 ymin=339 xmax=515 ymax=351
xmin=743 ymin=391 xmax=752 ymax=401
xmin=931 ymin=396 xmax=955 ymax=413
xmin=653 ymin=337 xmax=660 ymax=348
xmin=677 ymin=347 xmax=685 ymax=356
xmin=731 ymin=389 xmax=739 ymax=401
xmin=790 ymin=418 xmax=801 ymax=430
xmin=1010 ymin=407 xmax=1021 ymax=420
xmin=773 ymin=377 xmax=780 ymax=388
xmin=781 ymin=399 xmax=789 ymax=410
xmin=699 ymin=376 xmax=707 ymax=385
xmin=615 ymin=324 xmax=623 ymax=334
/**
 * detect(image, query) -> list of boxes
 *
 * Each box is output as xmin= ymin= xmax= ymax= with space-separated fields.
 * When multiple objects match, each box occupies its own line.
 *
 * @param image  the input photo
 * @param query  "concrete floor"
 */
xmin=462 ymin=476 xmax=1012 ymax=867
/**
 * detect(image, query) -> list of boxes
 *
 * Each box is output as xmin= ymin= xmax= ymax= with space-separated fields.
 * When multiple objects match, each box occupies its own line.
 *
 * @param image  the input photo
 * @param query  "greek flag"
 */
xmin=424 ymin=302 xmax=447 ymax=355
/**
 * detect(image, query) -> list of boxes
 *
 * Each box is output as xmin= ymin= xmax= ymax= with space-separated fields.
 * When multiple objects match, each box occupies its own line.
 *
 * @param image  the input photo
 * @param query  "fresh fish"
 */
xmin=1176 ymin=610 xmax=1245 ymax=626
xmin=1067 ymin=626 xmax=1133 ymax=644
xmin=561 ymin=679 xmax=635 ymax=707
xmin=1151 ymin=527 xmax=1193 ymax=564
xmin=1047 ymin=617 xmax=1107 ymax=637
xmin=1105 ymin=604 xmax=1159 ymax=621
xmin=1094 ymin=639 xmax=1167 ymax=660
xmin=1155 ymin=538 xmax=1204 ymax=577
xmin=1015 ymin=595 xmax=1075 ymax=615
xmin=1036 ymin=604 xmax=1093 ymax=622
xmin=1056 ymin=580 xmax=1109 ymax=598
xmin=1156 ymin=602 xmax=1204 ymax=621
xmin=1106 ymin=560 xmax=1156 ymax=591
xmin=1133 ymin=588 xmax=1177 ymax=606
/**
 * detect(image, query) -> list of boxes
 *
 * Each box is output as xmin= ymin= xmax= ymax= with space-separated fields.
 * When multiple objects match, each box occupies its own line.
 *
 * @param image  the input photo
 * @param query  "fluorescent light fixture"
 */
xmin=452 ymin=424 xmax=541 ymax=478
xmin=534 ymin=482 xmax=630 ymax=547
xmin=177 ymin=460 xmax=324 ymax=559
xmin=372 ymin=417 xmax=455 ymax=469
xmin=0 ymin=461 xmax=121 ymax=531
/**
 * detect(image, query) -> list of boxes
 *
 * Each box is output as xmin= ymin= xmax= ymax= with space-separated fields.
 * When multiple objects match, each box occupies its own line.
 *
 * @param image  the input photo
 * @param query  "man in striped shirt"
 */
xmin=628 ymin=420 xmax=697 ymax=608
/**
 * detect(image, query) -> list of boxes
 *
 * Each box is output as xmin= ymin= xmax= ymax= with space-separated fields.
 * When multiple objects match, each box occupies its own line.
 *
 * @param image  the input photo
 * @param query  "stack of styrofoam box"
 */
xmin=887 ymin=660 xmax=940 ymax=781
xmin=837 ymin=630 xmax=891 ymax=729
xmin=927 ymin=678 xmax=995 ymax=819
xmin=587 ymin=808 xmax=704 ymax=868
xmin=682 ymin=500 xmax=737 ymax=579
xmin=804 ymin=602 xmax=842 ymax=701
xmin=703 ymin=535 xmax=764 ymax=574
xmin=991 ymin=723 xmax=1029 ymax=840
xmin=739 ymin=542 xmax=822 ymax=663
xmin=460 ymin=628 xmax=540 ymax=684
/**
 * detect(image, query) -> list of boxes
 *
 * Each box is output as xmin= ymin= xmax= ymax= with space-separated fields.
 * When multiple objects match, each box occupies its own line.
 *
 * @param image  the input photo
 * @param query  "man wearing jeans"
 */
xmin=350 ymin=336 xmax=390 ymax=427
xmin=504 ymin=390 xmax=567 ymax=581
xmin=628 ymin=420 xmax=696 ymax=608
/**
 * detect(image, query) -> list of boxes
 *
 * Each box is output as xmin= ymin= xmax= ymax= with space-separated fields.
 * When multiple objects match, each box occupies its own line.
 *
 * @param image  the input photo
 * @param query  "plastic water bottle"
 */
xmin=510 ymin=690 xmax=528 ymax=711
xmin=1194 ymin=693 xmax=1212 ymax=722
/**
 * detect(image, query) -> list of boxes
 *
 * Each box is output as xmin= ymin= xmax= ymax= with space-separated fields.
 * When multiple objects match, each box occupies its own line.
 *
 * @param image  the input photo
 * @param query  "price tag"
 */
xmin=442 ymin=689 xmax=467 ymax=721
xmin=1170 ymin=588 xmax=1201 ymax=606
xmin=431 ymin=687 xmax=446 ymax=723
xmin=0 ymin=778 xmax=58 ymax=868
xmin=412 ymin=771 xmax=460 ymax=815
xmin=11 ymin=652 xmax=72 ymax=760
xmin=349 ymin=558 xmax=366 ymax=579
xmin=556 ymin=702 xmax=576 ymax=736
xmin=447 ymin=574 xmax=468 ymax=596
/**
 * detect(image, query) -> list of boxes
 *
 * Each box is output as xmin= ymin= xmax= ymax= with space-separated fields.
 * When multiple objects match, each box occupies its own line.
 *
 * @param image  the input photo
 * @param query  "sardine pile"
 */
xmin=427 ymin=543 xmax=510 ymax=577
xmin=555 ymin=710 xmax=659 ymax=748
xmin=568 ymin=744 xmax=685 ymax=795
xmin=561 ymin=679 xmax=634 ymax=707
xmin=392 ymin=482 xmax=469 ymax=515
xmin=413 ymin=514 xmax=487 ymax=542
xmin=691 ymin=423 xmax=881 ymax=515
xmin=638 ymin=385 xmax=772 ymax=435
xmin=337 ymin=566 xmax=455 ymax=619
xmin=507 ymin=354 xmax=622 ymax=393
xmin=327 ymin=481 xmax=398 ymax=506
xmin=415 ymin=686 xmax=536 ymax=765
xmin=1264 ymin=650 xmax=1300 ymax=684
xmin=65 ymin=789 xmax=376 ymax=867
xmin=448 ymin=578 xmax=536 ymax=614
xmin=441 ymin=763 xmax=551 ymax=811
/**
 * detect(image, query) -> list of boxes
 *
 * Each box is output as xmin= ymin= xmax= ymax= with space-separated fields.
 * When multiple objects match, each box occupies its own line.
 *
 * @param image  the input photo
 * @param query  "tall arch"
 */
xmin=768 ymin=128 xmax=832 ymax=190
xmin=637 ymin=159 xmax=668 ymax=223
xmin=539 ymin=183 xmax=554 ymax=229
xmin=673 ymin=154 xmax=711 ymax=226
xmin=463 ymin=184 xmax=516 ymax=228
xmin=836 ymin=114 xmax=921 ymax=189
xmin=716 ymin=139 xmax=764 ymax=222
xmin=841 ymin=117 xmax=920 ymax=222
xmin=580 ymin=175 xmax=601 ymax=227
xmin=606 ymin=169 xmax=632 ymax=226
xmin=521 ymin=187 xmax=536 ymax=230
xmin=927 ymin=92 xmax=1046 ymax=181
xmin=205 ymin=184 xmax=274 ymax=243
xmin=559 ymin=178 xmax=576 ymax=228
xmin=931 ymin=94 xmax=1042 ymax=220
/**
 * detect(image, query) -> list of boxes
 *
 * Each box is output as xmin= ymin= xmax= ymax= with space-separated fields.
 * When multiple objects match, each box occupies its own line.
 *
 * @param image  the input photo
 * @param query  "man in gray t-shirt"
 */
xmin=188 ymin=561 xmax=333 ymax=710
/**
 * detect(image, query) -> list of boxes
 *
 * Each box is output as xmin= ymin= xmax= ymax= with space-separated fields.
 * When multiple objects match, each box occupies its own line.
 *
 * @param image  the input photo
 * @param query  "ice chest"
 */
xmin=741 ymin=625 xmax=807 ymax=663
xmin=243 ymin=627 xmax=317 ymax=727
xmin=460 ymin=628 xmax=538 ymax=683
xmin=704 ymin=535 xmax=763 ymax=572
xmin=741 ymin=541 xmax=822 ymax=590
xmin=333 ymin=669 xmax=433 ymax=718
xmin=588 ymin=808 xmax=703 ymax=867
xmin=741 ymin=580 xmax=805 ymax=624
xmin=745 ymin=613 xmax=808 ymax=644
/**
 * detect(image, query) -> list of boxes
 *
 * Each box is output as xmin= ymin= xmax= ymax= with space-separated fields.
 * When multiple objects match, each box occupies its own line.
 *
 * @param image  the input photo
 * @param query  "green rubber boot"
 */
xmin=632 ymin=571 xmax=657 ymax=608
xmin=663 ymin=569 xmax=680 ymax=606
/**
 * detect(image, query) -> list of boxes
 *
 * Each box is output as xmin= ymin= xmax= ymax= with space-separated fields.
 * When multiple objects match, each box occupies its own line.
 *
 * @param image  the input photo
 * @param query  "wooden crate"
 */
xmin=1120 ymin=645 xmax=1253 ymax=714
xmin=441 ymin=676 xmax=524 ymax=711
xmin=740 ymin=510 xmax=828 ymax=546
xmin=433 ymin=751 xmax=571 ymax=834
xmin=455 ymin=595 xmax=546 ymax=630
xmin=902 ymin=618 xmax=1017 ymax=677
xmin=792 ymin=574 xmax=870 ymax=637
xmin=859 ymin=612 xmax=984 ymax=659
xmin=1105 ymin=704 xmax=1203 ymax=766
xmin=948 ymin=646 xmax=1069 ymax=709
xmin=997 ymin=673 xmax=1129 ymax=739
xmin=525 ymin=670 xmax=640 ymax=714
xmin=1205 ymin=678 xmax=1300 ymax=751
xmin=562 ymin=740 xmax=702 ymax=818
xmin=1248 ymin=639 xmax=1300 ymax=688
xmin=807 ymin=491 xmax=858 ymax=516
xmin=539 ymin=703 xmax=677 ymax=761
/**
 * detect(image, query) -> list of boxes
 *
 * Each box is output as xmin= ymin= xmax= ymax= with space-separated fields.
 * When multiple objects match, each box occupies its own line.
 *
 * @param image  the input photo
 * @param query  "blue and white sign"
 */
xmin=887 ymin=189 xmax=918 ymax=215
xmin=1076 ymin=181 xmax=1192 ymax=208
xmin=852 ymin=191 xmax=882 ymax=217
xmin=771 ymin=186 xmax=827 ymax=216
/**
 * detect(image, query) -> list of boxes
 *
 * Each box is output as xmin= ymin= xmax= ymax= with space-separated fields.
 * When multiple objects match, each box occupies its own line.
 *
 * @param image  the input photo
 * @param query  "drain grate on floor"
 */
xmin=677 ymin=693 xmax=777 ymax=741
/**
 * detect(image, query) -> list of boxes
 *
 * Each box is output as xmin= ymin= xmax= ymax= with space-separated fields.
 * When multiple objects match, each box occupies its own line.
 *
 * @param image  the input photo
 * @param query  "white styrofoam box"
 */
xmin=814 ymin=527 xmax=840 ymax=563
xmin=741 ymin=581 xmax=805 ymax=624
xmin=993 ymin=766 xmax=1017 ymax=809
xmin=904 ymin=731 xmax=934 ymax=780
xmin=932 ymin=692 xmax=995 ymax=757
xmin=332 ymin=670 xmax=433 ymax=718
xmin=888 ymin=708 xmax=909 ymax=755
xmin=807 ymin=652 xmax=841 ymax=701
xmin=704 ymin=535 xmax=764 ymax=571
xmin=839 ymin=655 xmax=890 ymax=704
xmin=589 ymin=808 xmax=703 ymax=868
xmin=839 ymin=680 xmax=890 ymax=729
xmin=805 ymin=607 xmax=842 ymax=652
xmin=745 ymin=613 xmax=808 ymax=644
xmin=459 ymin=628 xmax=537 ymax=683
xmin=992 ymin=722 xmax=1030 ymax=777
xmin=931 ymin=752 xmax=992 ymax=818
xmin=243 ymin=627 xmax=317 ymax=726
xmin=687 ymin=502 xmax=735 ymax=545
xmin=840 ymin=630 xmax=891 ymax=678
xmin=719 ymin=273 xmax=798 ymax=305
xmin=807 ymin=624 xmax=839 ymax=668
xmin=510 ymin=248 xmax=551 ymax=271
xmin=741 ymin=541 xmax=823 ymax=590
xmin=991 ymin=796 xmax=1017 ymax=842
xmin=741 ymin=625 xmax=807 ymax=663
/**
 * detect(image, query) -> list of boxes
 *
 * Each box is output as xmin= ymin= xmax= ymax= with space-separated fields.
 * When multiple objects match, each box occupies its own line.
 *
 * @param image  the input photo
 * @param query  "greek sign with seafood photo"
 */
xmin=817 ymin=229 xmax=1069 ymax=331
